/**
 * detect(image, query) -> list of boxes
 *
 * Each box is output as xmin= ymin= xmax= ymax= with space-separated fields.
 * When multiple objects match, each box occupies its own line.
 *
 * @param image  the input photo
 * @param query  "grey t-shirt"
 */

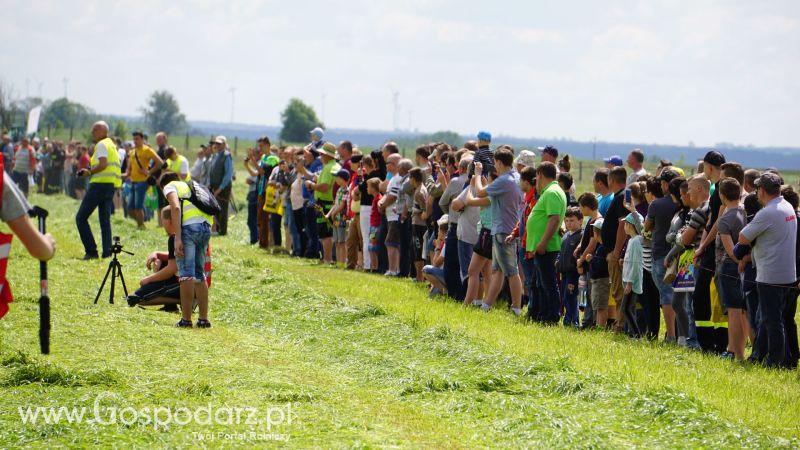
xmin=484 ymin=170 xmax=521 ymax=236
xmin=455 ymin=187 xmax=480 ymax=245
xmin=647 ymin=196 xmax=678 ymax=260
xmin=439 ymin=174 xmax=467 ymax=223
xmin=2 ymin=175 xmax=31 ymax=222
xmin=715 ymin=206 xmax=746 ymax=265
xmin=740 ymin=196 xmax=798 ymax=284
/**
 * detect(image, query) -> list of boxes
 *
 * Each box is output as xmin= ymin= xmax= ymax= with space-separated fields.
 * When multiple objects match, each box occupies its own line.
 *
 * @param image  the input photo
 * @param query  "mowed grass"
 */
xmin=0 ymin=178 xmax=798 ymax=448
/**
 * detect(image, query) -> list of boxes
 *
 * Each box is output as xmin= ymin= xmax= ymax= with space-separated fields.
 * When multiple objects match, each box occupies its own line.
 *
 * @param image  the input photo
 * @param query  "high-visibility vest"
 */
xmin=169 ymin=155 xmax=191 ymax=181
xmin=165 ymin=180 xmax=214 ymax=225
xmin=90 ymin=137 xmax=122 ymax=187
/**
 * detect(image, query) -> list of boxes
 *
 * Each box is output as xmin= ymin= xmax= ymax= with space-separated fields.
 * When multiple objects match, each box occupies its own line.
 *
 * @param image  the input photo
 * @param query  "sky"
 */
xmin=2 ymin=0 xmax=799 ymax=147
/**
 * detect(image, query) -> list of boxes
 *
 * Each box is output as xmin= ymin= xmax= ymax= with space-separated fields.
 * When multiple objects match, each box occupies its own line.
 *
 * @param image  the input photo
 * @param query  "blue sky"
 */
xmin=2 ymin=0 xmax=799 ymax=147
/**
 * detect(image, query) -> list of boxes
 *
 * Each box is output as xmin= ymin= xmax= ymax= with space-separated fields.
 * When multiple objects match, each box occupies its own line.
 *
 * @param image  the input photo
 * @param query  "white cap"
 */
xmin=214 ymin=135 xmax=227 ymax=145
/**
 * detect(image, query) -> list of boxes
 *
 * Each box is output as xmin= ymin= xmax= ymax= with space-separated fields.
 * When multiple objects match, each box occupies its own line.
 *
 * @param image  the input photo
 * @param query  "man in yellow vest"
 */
xmin=75 ymin=121 xmax=121 ymax=260
xmin=158 ymin=171 xmax=213 ymax=328
xmin=163 ymin=146 xmax=191 ymax=181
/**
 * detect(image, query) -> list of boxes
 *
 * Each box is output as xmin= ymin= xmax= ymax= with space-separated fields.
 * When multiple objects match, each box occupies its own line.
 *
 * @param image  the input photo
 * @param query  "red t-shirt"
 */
xmin=370 ymin=194 xmax=383 ymax=227
xmin=78 ymin=153 xmax=91 ymax=170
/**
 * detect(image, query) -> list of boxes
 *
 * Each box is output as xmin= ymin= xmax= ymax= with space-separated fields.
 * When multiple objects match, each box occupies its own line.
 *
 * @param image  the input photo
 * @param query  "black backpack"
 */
xmin=184 ymin=181 xmax=221 ymax=216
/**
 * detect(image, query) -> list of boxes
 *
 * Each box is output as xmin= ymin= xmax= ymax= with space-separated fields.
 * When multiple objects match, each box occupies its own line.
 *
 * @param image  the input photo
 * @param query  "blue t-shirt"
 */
xmin=597 ymin=193 xmax=613 ymax=216
xmin=484 ymin=170 xmax=522 ymax=235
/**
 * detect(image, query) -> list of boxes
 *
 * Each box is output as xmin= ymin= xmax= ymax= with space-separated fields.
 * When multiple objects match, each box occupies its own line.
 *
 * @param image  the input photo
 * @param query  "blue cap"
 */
xmin=477 ymin=131 xmax=492 ymax=142
xmin=310 ymin=127 xmax=324 ymax=140
xmin=604 ymin=155 xmax=623 ymax=166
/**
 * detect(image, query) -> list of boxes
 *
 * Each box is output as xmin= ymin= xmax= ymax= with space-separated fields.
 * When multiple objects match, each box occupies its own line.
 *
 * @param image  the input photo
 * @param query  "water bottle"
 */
xmin=578 ymin=274 xmax=588 ymax=311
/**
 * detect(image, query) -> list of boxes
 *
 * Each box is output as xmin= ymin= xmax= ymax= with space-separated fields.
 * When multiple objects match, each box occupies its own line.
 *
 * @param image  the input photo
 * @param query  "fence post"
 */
xmin=69 ymin=126 xmax=74 ymax=141
xmin=185 ymin=132 xmax=189 ymax=154
xmin=234 ymin=137 xmax=238 ymax=156
xmin=578 ymin=160 xmax=583 ymax=181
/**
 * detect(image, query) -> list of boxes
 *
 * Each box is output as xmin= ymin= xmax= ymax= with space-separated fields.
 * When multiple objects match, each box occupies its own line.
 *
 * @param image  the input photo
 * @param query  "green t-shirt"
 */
xmin=479 ymin=198 xmax=493 ymax=231
xmin=526 ymin=181 xmax=567 ymax=252
xmin=315 ymin=159 xmax=341 ymax=203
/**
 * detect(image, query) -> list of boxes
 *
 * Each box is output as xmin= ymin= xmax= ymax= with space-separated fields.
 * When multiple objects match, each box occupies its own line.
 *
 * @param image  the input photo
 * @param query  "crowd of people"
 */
xmin=246 ymin=127 xmax=798 ymax=369
xmin=2 ymin=122 xmax=799 ymax=360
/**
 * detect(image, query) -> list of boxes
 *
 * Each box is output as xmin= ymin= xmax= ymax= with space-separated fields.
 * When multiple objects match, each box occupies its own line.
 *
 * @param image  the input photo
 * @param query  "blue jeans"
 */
xmin=76 ymin=182 xmax=115 ymax=257
xmin=457 ymin=240 xmax=474 ymax=282
xmin=533 ymin=252 xmax=560 ymax=324
xmin=561 ymin=271 xmax=580 ymax=327
xmin=651 ymin=256 xmax=673 ymax=305
xmin=177 ymin=222 xmax=211 ymax=281
xmin=444 ymin=224 xmax=463 ymax=300
xmin=754 ymin=283 xmax=789 ymax=367
xmin=303 ymin=203 xmax=320 ymax=258
xmin=519 ymin=247 xmax=536 ymax=313
xmin=246 ymin=190 xmax=258 ymax=244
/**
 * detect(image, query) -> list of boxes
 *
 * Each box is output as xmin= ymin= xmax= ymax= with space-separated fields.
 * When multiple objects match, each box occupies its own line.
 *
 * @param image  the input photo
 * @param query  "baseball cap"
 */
xmin=539 ymin=146 xmax=558 ymax=158
xmin=624 ymin=213 xmax=643 ymax=234
xmin=477 ymin=131 xmax=492 ymax=142
xmin=753 ymin=172 xmax=782 ymax=189
xmin=603 ymin=155 xmax=623 ymax=166
xmin=310 ymin=127 xmax=324 ymax=140
xmin=592 ymin=218 xmax=605 ymax=230
xmin=335 ymin=169 xmax=351 ymax=180
xmin=657 ymin=169 xmax=680 ymax=183
xmin=703 ymin=150 xmax=725 ymax=167
xmin=214 ymin=135 xmax=227 ymax=145
xmin=514 ymin=150 xmax=537 ymax=168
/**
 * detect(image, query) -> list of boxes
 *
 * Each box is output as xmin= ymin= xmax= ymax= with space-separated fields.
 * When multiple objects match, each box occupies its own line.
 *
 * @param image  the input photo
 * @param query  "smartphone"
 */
xmin=624 ymin=188 xmax=632 ymax=204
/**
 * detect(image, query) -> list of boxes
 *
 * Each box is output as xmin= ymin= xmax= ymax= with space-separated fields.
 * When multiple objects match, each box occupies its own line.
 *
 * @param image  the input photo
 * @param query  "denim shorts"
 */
xmin=129 ymin=181 xmax=148 ymax=210
xmin=491 ymin=233 xmax=518 ymax=276
xmin=651 ymin=256 xmax=674 ymax=306
xmin=368 ymin=226 xmax=380 ymax=252
xmin=717 ymin=260 xmax=745 ymax=309
xmin=422 ymin=265 xmax=445 ymax=285
xmin=333 ymin=224 xmax=347 ymax=243
xmin=177 ymin=222 xmax=211 ymax=281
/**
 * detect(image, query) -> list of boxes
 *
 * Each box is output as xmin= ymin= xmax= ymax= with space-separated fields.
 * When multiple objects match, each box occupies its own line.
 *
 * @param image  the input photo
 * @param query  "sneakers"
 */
xmin=383 ymin=271 xmax=399 ymax=277
xmin=81 ymin=254 xmax=99 ymax=261
xmin=196 ymin=319 xmax=212 ymax=329
xmin=176 ymin=319 xmax=193 ymax=328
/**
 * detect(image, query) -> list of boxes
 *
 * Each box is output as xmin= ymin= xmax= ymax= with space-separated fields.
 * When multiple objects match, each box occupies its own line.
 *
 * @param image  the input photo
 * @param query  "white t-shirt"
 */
xmin=178 ymin=157 xmax=189 ymax=175
xmin=93 ymin=141 xmax=108 ymax=160
xmin=290 ymin=176 xmax=305 ymax=211
xmin=385 ymin=174 xmax=406 ymax=221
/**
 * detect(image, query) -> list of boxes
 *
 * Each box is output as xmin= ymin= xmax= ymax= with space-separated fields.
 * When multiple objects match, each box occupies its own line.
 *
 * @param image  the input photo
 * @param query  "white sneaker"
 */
xmin=677 ymin=337 xmax=687 ymax=347
xmin=480 ymin=303 xmax=492 ymax=312
xmin=471 ymin=300 xmax=483 ymax=307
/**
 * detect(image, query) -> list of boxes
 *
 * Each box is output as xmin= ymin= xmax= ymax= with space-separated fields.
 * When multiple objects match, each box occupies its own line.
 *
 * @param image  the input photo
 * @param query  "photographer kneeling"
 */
xmin=127 ymin=207 xmax=182 ymax=308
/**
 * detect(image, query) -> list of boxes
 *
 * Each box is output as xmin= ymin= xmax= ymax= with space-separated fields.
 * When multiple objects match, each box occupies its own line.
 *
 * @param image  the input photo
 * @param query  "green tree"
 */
xmin=113 ymin=121 xmax=128 ymax=140
xmin=280 ymin=98 xmax=323 ymax=143
xmin=41 ymin=97 xmax=94 ymax=130
xmin=140 ymin=90 xmax=186 ymax=135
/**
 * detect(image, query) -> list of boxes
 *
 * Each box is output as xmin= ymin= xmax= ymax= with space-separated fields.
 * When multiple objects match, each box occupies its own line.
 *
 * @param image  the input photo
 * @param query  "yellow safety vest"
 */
xmin=165 ymin=181 xmax=214 ymax=225
xmin=90 ymin=137 xmax=122 ymax=187
xmin=169 ymin=155 xmax=191 ymax=181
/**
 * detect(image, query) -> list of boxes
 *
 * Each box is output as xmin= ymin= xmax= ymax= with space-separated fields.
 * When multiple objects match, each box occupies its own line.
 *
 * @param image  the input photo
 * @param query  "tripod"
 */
xmin=94 ymin=247 xmax=134 ymax=304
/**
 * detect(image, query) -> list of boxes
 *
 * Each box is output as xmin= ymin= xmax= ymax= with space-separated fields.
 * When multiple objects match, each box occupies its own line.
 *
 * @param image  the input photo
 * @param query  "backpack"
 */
xmin=186 ymin=180 xmax=222 ymax=216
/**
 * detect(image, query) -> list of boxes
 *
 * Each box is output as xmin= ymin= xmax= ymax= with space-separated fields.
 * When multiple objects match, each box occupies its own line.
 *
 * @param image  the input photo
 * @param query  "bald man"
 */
xmin=75 ymin=121 xmax=122 ymax=259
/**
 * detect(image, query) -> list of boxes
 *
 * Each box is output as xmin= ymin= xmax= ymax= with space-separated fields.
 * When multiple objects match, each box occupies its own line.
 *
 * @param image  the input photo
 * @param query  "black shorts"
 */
xmin=412 ymin=224 xmax=426 ymax=262
xmin=385 ymin=221 xmax=400 ymax=247
xmin=316 ymin=201 xmax=334 ymax=239
xmin=473 ymin=227 xmax=493 ymax=259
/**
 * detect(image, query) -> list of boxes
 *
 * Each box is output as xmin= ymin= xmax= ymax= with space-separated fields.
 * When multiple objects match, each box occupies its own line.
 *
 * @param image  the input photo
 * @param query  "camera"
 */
xmin=111 ymin=236 xmax=124 ymax=255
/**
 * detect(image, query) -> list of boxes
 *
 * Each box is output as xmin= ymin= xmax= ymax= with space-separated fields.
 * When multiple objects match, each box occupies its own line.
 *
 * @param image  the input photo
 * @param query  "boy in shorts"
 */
xmin=325 ymin=169 xmax=351 ymax=267
xmin=586 ymin=218 xmax=611 ymax=328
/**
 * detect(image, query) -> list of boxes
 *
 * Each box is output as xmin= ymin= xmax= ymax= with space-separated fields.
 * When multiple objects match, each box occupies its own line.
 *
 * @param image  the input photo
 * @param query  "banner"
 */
xmin=673 ymin=248 xmax=696 ymax=292
xmin=26 ymin=105 xmax=43 ymax=136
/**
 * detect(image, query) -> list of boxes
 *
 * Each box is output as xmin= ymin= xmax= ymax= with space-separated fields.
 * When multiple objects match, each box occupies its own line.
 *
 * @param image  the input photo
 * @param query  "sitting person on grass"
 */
xmin=421 ymin=215 xmax=450 ymax=297
xmin=127 ymin=207 xmax=183 ymax=308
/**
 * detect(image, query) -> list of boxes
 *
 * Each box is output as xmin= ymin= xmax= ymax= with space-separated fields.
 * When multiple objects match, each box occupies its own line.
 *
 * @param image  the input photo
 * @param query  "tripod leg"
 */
xmin=116 ymin=260 xmax=129 ymax=297
xmin=94 ymin=261 xmax=115 ymax=304
xmin=109 ymin=261 xmax=116 ymax=304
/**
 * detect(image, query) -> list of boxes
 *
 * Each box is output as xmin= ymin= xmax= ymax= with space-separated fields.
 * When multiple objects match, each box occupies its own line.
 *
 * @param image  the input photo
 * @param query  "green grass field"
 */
xmin=1 ymin=174 xmax=799 ymax=448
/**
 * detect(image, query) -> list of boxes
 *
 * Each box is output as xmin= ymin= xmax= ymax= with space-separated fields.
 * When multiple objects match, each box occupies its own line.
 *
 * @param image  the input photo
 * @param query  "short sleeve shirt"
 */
xmin=315 ymin=159 xmax=341 ymax=203
xmin=647 ymin=197 xmax=679 ymax=259
xmin=715 ymin=206 xmax=746 ymax=265
xmin=484 ymin=170 xmax=521 ymax=235
xmin=2 ymin=175 xmax=31 ymax=222
xmin=601 ymin=190 xmax=627 ymax=250
xmin=128 ymin=146 xmax=158 ymax=182
xmin=740 ymin=197 xmax=798 ymax=284
xmin=526 ymin=181 xmax=567 ymax=252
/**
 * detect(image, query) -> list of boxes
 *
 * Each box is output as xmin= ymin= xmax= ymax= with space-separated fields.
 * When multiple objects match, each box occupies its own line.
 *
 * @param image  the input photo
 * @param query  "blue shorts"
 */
xmin=177 ymin=222 xmax=211 ymax=282
xmin=717 ymin=260 xmax=745 ymax=309
xmin=491 ymin=233 xmax=519 ymax=276
xmin=129 ymin=182 xmax=149 ymax=210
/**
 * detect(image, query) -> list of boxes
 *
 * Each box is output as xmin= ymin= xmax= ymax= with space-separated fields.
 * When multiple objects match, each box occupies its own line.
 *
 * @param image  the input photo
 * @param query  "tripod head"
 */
xmin=28 ymin=206 xmax=49 ymax=219
xmin=111 ymin=236 xmax=134 ymax=256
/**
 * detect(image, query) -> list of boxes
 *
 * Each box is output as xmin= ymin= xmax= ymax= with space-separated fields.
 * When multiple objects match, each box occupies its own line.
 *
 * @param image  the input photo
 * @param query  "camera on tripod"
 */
xmin=94 ymin=236 xmax=134 ymax=304
xmin=110 ymin=236 xmax=133 ymax=256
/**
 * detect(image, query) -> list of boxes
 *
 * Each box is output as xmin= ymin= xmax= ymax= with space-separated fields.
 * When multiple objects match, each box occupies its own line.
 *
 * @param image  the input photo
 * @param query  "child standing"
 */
xmin=716 ymin=177 xmax=748 ymax=360
xmin=587 ymin=218 xmax=611 ymax=328
xmin=622 ymin=212 xmax=644 ymax=338
xmin=367 ymin=178 xmax=383 ymax=272
xmin=325 ymin=169 xmax=352 ymax=267
xmin=558 ymin=207 xmax=583 ymax=327
xmin=408 ymin=167 xmax=429 ymax=282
